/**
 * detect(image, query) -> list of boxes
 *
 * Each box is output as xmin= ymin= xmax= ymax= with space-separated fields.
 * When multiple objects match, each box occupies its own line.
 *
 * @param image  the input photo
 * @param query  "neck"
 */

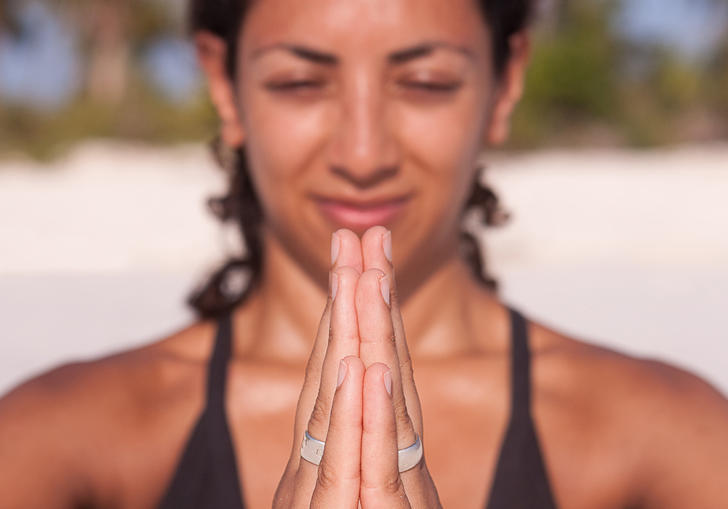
xmin=232 ymin=228 xmax=501 ymax=364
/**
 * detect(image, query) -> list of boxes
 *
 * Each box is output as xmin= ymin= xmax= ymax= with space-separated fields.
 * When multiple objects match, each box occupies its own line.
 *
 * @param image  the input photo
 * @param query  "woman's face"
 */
xmin=200 ymin=0 xmax=527 ymax=290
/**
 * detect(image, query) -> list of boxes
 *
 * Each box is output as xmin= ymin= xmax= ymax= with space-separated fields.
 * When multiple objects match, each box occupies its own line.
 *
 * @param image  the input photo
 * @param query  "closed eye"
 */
xmin=265 ymin=80 xmax=324 ymax=91
xmin=264 ymin=80 xmax=463 ymax=94
xmin=399 ymin=81 xmax=463 ymax=93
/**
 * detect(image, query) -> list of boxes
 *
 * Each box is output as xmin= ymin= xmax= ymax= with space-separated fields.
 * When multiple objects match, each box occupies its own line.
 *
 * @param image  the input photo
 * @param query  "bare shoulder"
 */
xmin=0 ymin=317 xmax=215 ymax=421
xmin=0 ymin=319 xmax=215 ymax=508
xmin=531 ymin=319 xmax=728 ymax=507
xmin=531 ymin=320 xmax=728 ymax=426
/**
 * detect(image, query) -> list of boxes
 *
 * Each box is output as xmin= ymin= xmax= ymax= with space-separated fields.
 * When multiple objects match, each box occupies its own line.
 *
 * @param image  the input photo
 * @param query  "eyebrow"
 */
xmin=251 ymin=40 xmax=475 ymax=65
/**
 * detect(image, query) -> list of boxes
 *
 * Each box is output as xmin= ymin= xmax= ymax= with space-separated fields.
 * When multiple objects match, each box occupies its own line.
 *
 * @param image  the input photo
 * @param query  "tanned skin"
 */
xmin=2 ymin=0 xmax=727 ymax=507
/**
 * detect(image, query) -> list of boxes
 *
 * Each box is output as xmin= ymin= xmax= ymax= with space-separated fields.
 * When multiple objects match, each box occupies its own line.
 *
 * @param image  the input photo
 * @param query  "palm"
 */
xmin=274 ymin=226 xmax=440 ymax=508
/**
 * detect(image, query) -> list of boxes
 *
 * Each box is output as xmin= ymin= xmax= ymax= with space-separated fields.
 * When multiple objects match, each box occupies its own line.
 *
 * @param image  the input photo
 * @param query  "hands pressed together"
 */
xmin=273 ymin=226 xmax=442 ymax=509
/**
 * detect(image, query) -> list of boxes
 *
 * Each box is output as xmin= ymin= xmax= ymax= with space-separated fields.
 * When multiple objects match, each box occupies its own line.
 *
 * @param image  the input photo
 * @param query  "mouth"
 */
xmin=313 ymin=194 xmax=412 ymax=232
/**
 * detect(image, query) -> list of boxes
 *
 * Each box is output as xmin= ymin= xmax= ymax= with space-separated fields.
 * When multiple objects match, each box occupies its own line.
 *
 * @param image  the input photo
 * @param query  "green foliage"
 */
xmin=0 ymin=85 xmax=217 ymax=161
xmin=706 ymin=36 xmax=728 ymax=116
xmin=529 ymin=2 xmax=619 ymax=118
xmin=509 ymin=0 xmax=726 ymax=148
xmin=650 ymin=50 xmax=701 ymax=113
xmin=1 ymin=0 xmax=726 ymax=158
xmin=510 ymin=0 xmax=623 ymax=147
xmin=0 ymin=0 xmax=216 ymax=160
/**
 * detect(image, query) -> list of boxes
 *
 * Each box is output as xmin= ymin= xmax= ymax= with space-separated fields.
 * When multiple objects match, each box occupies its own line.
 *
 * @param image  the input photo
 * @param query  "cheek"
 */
xmin=397 ymin=87 xmax=486 ymax=172
xmin=241 ymin=92 xmax=330 ymax=220
xmin=394 ymin=92 xmax=487 ymax=215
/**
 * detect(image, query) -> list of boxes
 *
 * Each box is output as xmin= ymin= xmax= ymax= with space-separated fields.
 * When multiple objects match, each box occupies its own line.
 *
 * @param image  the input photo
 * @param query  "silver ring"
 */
xmin=300 ymin=430 xmax=326 ymax=466
xmin=397 ymin=434 xmax=423 ymax=472
xmin=300 ymin=431 xmax=423 ymax=473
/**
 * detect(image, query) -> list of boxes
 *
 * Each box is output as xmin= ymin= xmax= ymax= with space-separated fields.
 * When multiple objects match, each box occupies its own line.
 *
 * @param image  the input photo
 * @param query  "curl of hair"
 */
xmin=187 ymin=0 xmax=533 ymax=318
xmin=187 ymin=140 xmax=264 ymax=319
xmin=459 ymin=169 xmax=511 ymax=293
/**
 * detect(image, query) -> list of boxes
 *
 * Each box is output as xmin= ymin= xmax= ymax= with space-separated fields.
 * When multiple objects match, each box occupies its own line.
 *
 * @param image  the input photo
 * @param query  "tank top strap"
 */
xmin=157 ymin=310 xmax=246 ymax=509
xmin=484 ymin=306 xmax=558 ymax=509
xmin=205 ymin=309 xmax=233 ymax=412
xmin=506 ymin=305 xmax=532 ymax=422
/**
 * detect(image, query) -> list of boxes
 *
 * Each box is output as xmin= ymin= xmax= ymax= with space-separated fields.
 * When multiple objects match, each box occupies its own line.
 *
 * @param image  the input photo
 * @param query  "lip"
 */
xmin=313 ymin=194 xmax=412 ymax=231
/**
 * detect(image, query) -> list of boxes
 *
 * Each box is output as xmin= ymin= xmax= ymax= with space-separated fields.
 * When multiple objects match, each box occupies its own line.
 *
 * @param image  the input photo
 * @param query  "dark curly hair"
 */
xmin=187 ymin=0 xmax=535 ymax=318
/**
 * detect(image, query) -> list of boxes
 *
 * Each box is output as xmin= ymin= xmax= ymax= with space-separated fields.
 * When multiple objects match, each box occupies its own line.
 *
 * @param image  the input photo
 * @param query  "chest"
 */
xmin=110 ymin=359 xmax=634 ymax=509
xmin=228 ymin=362 xmax=636 ymax=509
xmin=225 ymin=372 xmax=510 ymax=508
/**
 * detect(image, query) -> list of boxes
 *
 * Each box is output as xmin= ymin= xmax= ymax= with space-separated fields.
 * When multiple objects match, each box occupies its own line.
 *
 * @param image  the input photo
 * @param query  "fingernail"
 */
xmin=382 ymin=231 xmax=392 ymax=263
xmin=383 ymin=369 xmax=392 ymax=396
xmin=330 ymin=272 xmax=339 ymax=300
xmin=331 ymin=232 xmax=340 ymax=265
xmin=379 ymin=275 xmax=390 ymax=307
xmin=337 ymin=359 xmax=348 ymax=388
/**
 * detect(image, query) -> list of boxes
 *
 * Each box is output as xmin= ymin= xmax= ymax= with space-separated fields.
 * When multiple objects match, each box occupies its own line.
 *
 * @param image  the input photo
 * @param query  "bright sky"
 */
xmin=1 ymin=0 xmax=726 ymax=109
xmin=617 ymin=0 xmax=728 ymax=58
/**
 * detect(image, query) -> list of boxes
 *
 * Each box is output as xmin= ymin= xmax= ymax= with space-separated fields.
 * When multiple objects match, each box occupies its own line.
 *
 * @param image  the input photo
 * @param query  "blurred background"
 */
xmin=1 ymin=0 xmax=727 ymax=394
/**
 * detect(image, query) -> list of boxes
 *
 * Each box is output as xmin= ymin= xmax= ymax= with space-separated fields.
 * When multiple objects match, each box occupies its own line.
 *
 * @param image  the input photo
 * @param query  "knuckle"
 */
xmin=384 ymin=473 xmax=404 ymax=495
xmin=364 ymin=268 xmax=386 ymax=281
xmin=362 ymin=472 xmax=403 ymax=496
xmin=331 ymin=328 xmax=359 ymax=347
xmin=391 ymin=279 xmax=400 ymax=300
xmin=399 ymin=356 xmax=414 ymax=380
xmin=308 ymin=393 xmax=330 ymax=432
xmin=358 ymin=331 xmax=379 ymax=345
xmin=334 ymin=265 xmax=358 ymax=280
xmin=315 ymin=460 xmax=338 ymax=491
xmin=303 ymin=360 xmax=321 ymax=385
xmin=395 ymin=405 xmax=414 ymax=434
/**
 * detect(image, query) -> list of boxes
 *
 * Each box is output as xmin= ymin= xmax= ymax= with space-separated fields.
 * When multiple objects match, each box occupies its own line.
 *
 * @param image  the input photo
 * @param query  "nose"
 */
xmin=326 ymin=72 xmax=400 ymax=188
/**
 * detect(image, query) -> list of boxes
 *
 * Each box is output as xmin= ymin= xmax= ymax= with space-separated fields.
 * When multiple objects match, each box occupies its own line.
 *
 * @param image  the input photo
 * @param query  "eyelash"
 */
xmin=399 ymin=81 xmax=463 ymax=93
xmin=265 ymin=80 xmax=462 ymax=94
xmin=266 ymin=80 xmax=323 ymax=91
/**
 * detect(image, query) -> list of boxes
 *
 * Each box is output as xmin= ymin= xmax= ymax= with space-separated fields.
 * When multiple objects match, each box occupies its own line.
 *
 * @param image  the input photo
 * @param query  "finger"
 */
xmin=361 ymin=363 xmax=411 ymax=509
xmin=310 ymin=356 xmax=364 ymax=509
xmin=304 ymin=229 xmax=364 ymax=391
xmin=356 ymin=267 xmax=416 ymax=449
xmin=361 ymin=226 xmax=422 ymax=433
xmin=283 ymin=277 xmax=334 ymax=479
xmin=294 ymin=263 xmax=360 ymax=497
xmin=307 ymin=229 xmax=364 ymax=387
xmin=289 ymin=231 xmax=363 ymax=463
xmin=332 ymin=228 xmax=364 ymax=274
xmin=307 ymin=265 xmax=361 ymax=439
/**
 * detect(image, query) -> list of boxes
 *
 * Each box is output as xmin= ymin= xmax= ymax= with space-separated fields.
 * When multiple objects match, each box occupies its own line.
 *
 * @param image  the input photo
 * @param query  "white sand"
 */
xmin=1 ymin=141 xmax=727 ymax=394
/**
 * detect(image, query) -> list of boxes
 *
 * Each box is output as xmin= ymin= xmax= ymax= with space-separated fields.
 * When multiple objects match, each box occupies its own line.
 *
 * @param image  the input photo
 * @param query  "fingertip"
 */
xmin=336 ymin=356 xmax=364 ymax=391
xmin=361 ymin=226 xmax=393 ymax=271
xmin=364 ymin=362 xmax=390 ymax=389
xmin=362 ymin=225 xmax=388 ymax=245
xmin=329 ymin=270 xmax=339 ymax=301
xmin=333 ymin=228 xmax=363 ymax=273
xmin=362 ymin=363 xmax=394 ymax=412
xmin=336 ymin=358 xmax=347 ymax=388
xmin=379 ymin=274 xmax=390 ymax=308
xmin=355 ymin=269 xmax=391 ymax=318
xmin=333 ymin=265 xmax=360 ymax=287
xmin=331 ymin=266 xmax=360 ymax=308
xmin=342 ymin=355 xmax=364 ymax=376
xmin=335 ymin=227 xmax=356 ymax=238
xmin=382 ymin=230 xmax=392 ymax=263
xmin=356 ymin=268 xmax=386 ymax=293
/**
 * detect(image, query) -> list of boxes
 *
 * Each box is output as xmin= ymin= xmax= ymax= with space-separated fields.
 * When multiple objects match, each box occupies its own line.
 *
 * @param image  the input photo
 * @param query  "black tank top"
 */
xmin=157 ymin=306 xmax=558 ymax=509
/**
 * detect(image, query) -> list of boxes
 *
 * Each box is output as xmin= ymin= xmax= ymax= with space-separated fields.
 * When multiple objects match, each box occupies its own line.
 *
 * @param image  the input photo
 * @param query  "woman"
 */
xmin=1 ymin=0 xmax=727 ymax=508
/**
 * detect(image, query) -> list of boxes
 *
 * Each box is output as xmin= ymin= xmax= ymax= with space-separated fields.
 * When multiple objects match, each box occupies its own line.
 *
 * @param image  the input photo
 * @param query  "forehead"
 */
xmin=240 ymin=0 xmax=490 ymax=60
